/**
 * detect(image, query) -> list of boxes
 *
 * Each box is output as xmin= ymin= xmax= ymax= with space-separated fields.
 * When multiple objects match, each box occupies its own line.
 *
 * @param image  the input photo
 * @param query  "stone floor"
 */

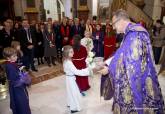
xmin=0 ymin=67 xmax=165 ymax=114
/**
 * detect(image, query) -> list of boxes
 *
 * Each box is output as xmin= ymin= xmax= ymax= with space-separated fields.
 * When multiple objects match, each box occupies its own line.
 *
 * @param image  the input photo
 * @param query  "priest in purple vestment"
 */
xmin=99 ymin=9 xmax=165 ymax=114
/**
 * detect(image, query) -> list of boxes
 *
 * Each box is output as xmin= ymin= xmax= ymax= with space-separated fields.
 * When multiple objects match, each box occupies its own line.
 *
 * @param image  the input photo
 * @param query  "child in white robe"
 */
xmin=63 ymin=45 xmax=92 ymax=113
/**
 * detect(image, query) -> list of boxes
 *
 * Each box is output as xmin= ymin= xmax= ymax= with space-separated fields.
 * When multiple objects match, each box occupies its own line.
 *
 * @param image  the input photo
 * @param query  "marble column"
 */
xmin=92 ymin=0 xmax=98 ymax=16
xmin=72 ymin=0 xmax=78 ymax=18
xmin=14 ymin=0 xmax=24 ymax=17
xmin=152 ymin=0 xmax=162 ymax=21
xmin=14 ymin=0 xmax=27 ymax=18
xmin=87 ymin=0 xmax=92 ymax=18
xmin=64 ymin=0 xmax=72 ymax=18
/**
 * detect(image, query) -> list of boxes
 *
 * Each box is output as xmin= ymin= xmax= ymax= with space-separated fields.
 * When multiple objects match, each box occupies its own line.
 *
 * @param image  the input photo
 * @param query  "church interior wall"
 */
xmin=13 ymin=0 xmax=164 ymax=23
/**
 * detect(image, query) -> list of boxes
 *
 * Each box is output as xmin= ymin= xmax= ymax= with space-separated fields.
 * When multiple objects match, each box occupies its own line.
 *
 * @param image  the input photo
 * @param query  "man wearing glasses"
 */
xmin=99 ymin=9 xmax=165 ymax=113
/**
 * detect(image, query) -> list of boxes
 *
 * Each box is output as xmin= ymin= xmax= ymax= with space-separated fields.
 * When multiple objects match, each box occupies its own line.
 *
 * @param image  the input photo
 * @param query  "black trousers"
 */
xmin=23 ymin=48 xmax=35 ymax=70
xmin=153 ymin=46 xmax=162 ymax=64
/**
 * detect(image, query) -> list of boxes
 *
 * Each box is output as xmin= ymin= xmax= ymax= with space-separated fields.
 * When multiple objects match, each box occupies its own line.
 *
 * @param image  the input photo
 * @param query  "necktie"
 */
xmin=28 ymin=29 xmax=31 ymax=40
xmin=26 ymin=29 xmax=32 ymax=43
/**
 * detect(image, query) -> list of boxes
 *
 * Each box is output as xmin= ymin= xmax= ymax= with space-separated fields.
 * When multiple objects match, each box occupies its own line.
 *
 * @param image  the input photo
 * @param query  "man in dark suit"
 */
xmin=19 ymin=19 xmax=38 ymax=72
xmin=70 ymin=18 xmax=84 ymax=38
xmin=0 ymin=19 xmax=14 ymax=59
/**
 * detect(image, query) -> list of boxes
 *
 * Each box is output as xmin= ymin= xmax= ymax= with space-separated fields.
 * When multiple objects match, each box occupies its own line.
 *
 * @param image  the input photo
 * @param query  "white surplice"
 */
xmin=63 ymin=60 xmax=90 ymax=111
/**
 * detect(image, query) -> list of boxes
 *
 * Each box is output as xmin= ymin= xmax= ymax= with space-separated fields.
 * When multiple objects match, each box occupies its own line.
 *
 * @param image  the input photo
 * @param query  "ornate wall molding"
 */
xmin=130 ymin=0 xmax=145 ymax=9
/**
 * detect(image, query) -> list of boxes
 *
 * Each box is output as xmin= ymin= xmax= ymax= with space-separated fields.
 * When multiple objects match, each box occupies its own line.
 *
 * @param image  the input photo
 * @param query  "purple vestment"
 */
xmin=108 ymin=23 xmax=165 ymax=113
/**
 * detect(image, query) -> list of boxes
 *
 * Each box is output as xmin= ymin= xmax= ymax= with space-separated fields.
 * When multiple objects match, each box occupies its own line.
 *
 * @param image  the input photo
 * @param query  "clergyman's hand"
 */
xmin=92 ymin=66 xmax=104 ymax=73
xmin=97 ymin=66 xmax=109 ymax=75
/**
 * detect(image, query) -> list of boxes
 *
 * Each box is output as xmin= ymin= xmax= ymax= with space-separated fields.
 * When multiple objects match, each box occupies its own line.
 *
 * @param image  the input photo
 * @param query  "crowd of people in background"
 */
xmin=0 ymin=17 xmax=123 ymax=71
xmin=0 ymin=16 xmax=165 ymax=73
xmin=1 ymin=16 xmax=165 ymax=75
xmin=151 ymin=19 xmax=165 ymax=74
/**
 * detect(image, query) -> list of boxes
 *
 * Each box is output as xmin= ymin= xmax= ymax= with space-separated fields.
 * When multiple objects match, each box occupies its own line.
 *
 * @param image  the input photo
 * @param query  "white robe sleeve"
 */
xmin=69 ymin=61 xmax=90 ymax=76
xmin=105 ymin=56 xmax=113 ymax=66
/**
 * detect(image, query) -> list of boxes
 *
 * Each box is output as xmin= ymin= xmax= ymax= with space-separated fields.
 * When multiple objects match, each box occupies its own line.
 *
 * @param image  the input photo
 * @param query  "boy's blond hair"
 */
xmin=3 ymin=47 xmax=17 ymax=58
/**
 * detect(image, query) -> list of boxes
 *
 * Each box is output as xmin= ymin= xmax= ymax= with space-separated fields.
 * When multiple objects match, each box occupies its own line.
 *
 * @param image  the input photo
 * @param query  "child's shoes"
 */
xmin=71 ymin=110 xmax=79 ymax=113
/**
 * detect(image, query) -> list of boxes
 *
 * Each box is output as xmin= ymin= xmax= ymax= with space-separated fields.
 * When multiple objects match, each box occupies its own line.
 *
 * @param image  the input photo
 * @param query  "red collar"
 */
xmin=6 ymin=61 xmax=17 ymax=66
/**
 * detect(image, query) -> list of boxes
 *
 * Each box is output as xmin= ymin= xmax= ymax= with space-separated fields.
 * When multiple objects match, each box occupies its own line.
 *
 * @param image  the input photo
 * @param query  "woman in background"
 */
xmin=92 ymin=24 xmax=104 ymax=57
xmin=103 ymin=24 xmax=116 ymax=60
xmin=35 ymin=23 xmax=44 ymax=65
xmin=43 ymin=23 xmax=57 ymax=67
